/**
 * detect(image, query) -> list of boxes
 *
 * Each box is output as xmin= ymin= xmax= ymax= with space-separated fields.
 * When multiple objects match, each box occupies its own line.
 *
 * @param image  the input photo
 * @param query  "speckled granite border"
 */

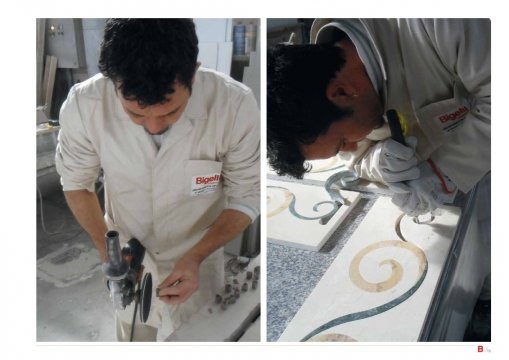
xmin=267 ymin=193 xmax=380 ymax=341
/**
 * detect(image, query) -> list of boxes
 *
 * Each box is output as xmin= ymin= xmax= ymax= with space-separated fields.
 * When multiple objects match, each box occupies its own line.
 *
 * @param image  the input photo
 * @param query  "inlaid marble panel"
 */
xmin=278 ymin=197 xmax=460 ymax=341
xmin=267 ymin=155 xmax=389 ymax=194
xmin=302 ymin=155 xmax=350 ymax=182
xmin=267 ymin=179 xmax=361 ymax=251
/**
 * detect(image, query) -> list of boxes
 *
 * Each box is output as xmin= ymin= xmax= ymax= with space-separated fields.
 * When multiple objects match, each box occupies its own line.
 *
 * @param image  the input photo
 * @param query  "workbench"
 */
xmin=166 ymin=255 xmax=261 ymax=341
xmin=37 ymin=124 xmax=59 ymax=178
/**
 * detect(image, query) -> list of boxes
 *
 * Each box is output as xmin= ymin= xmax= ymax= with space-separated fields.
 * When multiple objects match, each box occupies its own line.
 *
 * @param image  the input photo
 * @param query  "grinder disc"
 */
xmin=139 ymin=272 xmax=152 ymax=323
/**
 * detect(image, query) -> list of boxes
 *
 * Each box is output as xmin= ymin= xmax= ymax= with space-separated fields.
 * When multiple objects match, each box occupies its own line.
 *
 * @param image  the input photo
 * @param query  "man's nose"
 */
xmin=144 ymin=118 xmax=163 ymax=133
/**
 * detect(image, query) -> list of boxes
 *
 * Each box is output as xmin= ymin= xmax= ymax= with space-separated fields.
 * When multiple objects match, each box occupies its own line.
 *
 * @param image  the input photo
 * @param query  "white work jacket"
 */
xmin=311 ymin=19 xmax=491 ymax=193
xmin=55 ymin=68 xmax=260 ymax=337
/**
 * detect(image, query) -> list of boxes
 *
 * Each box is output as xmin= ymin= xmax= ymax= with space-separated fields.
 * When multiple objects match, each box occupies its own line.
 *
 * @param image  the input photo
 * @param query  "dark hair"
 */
xmin=267 ymin=44 xmax=351 ymax=178
xmin=99 ymin=19 xmax=198 ymax=106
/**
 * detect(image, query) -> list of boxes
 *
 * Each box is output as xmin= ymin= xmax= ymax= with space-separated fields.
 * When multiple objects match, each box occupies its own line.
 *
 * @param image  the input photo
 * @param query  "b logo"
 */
xmin=478 ymin=345 xmax=483 ymax=352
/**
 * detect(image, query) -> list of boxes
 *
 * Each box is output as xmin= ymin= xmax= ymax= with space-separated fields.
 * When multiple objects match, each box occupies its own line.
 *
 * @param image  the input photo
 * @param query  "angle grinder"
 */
xmin=102 ymin=230 xmax=152 ymax=341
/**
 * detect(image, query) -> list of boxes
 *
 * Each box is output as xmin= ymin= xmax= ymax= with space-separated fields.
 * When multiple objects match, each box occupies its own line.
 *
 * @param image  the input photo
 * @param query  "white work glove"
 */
xmin=390 ymin=161 xmax=457 ymax=217
xmin=357 ymin=137 xmax=420 ymax=184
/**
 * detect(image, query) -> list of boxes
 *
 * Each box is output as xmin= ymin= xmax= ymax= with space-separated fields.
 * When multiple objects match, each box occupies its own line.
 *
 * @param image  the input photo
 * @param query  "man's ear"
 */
xmin=326 ymin=74 xmax=358 ymax=106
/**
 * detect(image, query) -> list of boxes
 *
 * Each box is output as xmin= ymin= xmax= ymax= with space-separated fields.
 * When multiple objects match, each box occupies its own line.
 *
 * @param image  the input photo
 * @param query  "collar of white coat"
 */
xmin=312 ymin=19 xmax=387 ymax=103
xmin=181 ymin=68 xmax=208 ymax=121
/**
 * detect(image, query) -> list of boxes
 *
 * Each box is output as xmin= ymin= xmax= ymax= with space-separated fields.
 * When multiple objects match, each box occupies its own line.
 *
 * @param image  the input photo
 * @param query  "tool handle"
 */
xmin=386 ymin=109 xmax=406 ymax=145
xmin=122 ymin=238 xmax=146 ymax=273
xmin=386 ymin=110 xmax=426 ymax=220
xmin=103 ymin=230 xmax=129 ymax=279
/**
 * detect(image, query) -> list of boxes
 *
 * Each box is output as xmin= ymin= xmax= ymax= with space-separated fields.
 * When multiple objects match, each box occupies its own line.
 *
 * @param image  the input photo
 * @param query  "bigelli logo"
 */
xmin=196 ymin=174 xmax=220 ymax=184
xmin=439 ymin=106 xmax=468 ymax=123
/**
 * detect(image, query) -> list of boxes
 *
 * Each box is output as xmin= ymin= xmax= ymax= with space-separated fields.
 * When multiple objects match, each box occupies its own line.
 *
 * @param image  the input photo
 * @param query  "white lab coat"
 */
xmin=311 ymin=19 xmax=491 ymax=193
xmin=55 ymin=68 xmax=260 ymax=338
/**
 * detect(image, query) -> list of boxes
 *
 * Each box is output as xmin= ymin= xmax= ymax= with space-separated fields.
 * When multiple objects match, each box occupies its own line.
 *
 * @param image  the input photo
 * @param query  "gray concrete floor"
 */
xmin=36 ymin=185 xmax=115 ymax=341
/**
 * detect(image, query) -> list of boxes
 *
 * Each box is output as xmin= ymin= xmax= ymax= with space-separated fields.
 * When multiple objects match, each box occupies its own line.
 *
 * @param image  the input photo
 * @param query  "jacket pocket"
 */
xmin=183 ymin=160 xmax=223 ymax=198
xmin=415 ymin=93 xmax=470 ymax=150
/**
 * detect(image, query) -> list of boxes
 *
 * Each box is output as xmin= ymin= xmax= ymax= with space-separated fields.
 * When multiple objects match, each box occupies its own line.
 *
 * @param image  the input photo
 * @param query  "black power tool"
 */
xmin=102 ymin=230 xmax=152 ymax=341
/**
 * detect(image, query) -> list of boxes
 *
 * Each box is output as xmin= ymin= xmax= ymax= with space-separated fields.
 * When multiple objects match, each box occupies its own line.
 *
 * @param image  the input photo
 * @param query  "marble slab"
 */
xmin=166 ymin=256 xmax=260 ymax=341
xmin=303 ymin=155 xmax=350 ymax=182
xmin=278 ymin=197 xmax=460 ymax=342
xmin=267 ymin=179 xmax=361 ymax=251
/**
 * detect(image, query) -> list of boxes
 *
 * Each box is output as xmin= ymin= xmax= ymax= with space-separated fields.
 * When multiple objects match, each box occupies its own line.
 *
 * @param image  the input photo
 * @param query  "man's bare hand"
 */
xmin=156 ymin=210 xmax=251 ymax=305
xmin=157 ymin=256 xmax=200 ymax=305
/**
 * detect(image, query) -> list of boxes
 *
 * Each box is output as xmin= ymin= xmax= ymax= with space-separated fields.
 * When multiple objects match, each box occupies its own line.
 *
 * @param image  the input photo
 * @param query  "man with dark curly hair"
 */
xmin=56 ymin=19 xmax=260 ymax=341
xmin=267 ymin=19 xmax=490 ymax=217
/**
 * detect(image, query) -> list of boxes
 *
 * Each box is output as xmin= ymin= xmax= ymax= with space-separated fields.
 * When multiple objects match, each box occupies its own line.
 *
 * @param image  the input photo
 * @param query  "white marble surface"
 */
xmin=302 ymin=155 xmax=349 ymax=182
xmin=166 ymin=256 xmax=260 ymax=341
xmin=278 ymin=197 xmax=460 ymax=342
xmin=267 ymin=179 xmax=361 ymax=251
